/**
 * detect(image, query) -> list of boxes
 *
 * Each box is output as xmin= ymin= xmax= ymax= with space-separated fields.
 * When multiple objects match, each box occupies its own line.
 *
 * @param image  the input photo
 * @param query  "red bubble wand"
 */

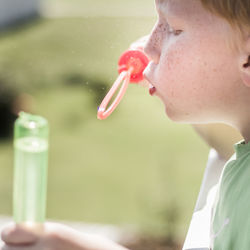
xmin=97 ymin=49 xmax=149 ymax=120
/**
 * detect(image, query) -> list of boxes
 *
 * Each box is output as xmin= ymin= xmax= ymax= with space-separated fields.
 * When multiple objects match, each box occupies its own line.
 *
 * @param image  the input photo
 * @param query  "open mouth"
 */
xmin=149 ymin=84 xmax=156 ymax=96
xmin=143 ymin=67 xmax=157 ymax=96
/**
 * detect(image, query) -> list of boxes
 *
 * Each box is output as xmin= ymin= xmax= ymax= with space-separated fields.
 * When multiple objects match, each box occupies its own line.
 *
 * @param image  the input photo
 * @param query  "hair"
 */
xmin=200 ymin=0 xmax=250 ymax=32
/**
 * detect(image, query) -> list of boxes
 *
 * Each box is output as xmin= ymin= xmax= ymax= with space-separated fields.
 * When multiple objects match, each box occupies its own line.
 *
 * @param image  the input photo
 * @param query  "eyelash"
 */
xmin=168 ymin=26 xmax=182 ymax=36
xmin=156 ymin=20 xmax=182 ymax=37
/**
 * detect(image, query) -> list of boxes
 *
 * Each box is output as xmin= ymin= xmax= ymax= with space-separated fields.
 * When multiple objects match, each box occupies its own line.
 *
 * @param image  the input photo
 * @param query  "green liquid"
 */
xmin=13 ymin=137 xmax=48 ymax=223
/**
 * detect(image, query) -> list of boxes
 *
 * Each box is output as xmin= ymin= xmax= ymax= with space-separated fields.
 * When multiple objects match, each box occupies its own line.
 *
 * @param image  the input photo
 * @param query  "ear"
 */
xmin=239 ymin=37 xmax=250 ymax=87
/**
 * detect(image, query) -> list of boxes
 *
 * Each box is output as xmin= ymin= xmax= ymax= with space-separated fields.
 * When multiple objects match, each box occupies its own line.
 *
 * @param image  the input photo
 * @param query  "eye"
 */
xmin=173 ymin=29 xmax=182 ymax=35
xmin=168 ymin=26 xmax=182 ymax=36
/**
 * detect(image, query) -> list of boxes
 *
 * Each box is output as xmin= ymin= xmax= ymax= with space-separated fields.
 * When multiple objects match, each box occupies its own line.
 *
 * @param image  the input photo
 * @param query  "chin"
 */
xmin=164 ymin=106 xmax=194 ymax=124
xmin=164 ymin=106 xmax=182 ymax=122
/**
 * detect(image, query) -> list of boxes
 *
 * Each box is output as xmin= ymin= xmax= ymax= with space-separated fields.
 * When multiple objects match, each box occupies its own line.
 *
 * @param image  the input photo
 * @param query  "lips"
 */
xmin=149 ymin=85 xmax=156 ymax=96
xmin=143 ymin=62 xmax=157 ymax=96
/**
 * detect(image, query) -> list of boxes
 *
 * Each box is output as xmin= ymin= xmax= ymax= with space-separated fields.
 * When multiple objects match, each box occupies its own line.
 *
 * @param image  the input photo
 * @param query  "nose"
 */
xmin=143 ymin=22 xmax=162 ymax=64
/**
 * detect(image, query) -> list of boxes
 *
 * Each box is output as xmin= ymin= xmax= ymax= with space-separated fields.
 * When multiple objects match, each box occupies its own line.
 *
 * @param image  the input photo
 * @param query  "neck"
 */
xmin=242 ymin=132 xmax=250 ymax=144
xmin=235 ymin=118 xmax=250 ymax=144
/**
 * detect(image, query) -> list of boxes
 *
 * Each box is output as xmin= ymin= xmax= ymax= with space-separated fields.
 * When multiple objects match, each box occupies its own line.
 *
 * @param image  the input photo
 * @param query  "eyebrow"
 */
xmin=156 ymin=0 xmax=168 ymax=16
xmin=156 ymin=0 xmax=176 ymax=15
xmin=157 ymin=0 xmax=192 ymax=22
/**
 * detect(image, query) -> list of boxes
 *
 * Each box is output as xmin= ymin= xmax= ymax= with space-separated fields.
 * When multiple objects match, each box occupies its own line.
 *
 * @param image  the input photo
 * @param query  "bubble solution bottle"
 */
xmin=13 ymin=112 xmax=49 ymax=224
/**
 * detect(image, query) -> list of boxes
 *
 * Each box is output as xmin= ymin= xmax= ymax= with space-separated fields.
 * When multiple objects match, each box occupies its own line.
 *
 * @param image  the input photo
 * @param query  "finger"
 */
xmin=129 ymin=35 xmax=149 ymax=50
xmin=1 ymin=223 xmax=39 ymax=246
xmin=2 ymin=244 xmax=36 ymax=250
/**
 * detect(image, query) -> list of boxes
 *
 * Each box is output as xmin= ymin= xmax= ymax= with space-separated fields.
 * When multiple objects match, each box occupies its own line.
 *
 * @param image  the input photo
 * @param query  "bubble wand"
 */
xmin=97 ymin=49 xmax=149 ymax=120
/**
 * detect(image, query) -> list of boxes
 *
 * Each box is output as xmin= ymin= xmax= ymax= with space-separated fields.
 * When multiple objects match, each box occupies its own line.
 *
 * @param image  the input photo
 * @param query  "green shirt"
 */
xmin=212 ymin=141 xmax=250 ymax=250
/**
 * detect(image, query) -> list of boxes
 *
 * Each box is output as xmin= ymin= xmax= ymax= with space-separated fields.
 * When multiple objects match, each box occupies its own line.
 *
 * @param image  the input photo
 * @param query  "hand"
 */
xmin=1 ymin=222 xmax=129 ymax=250
xmin=129 ymin=35 xmax=149 ymax=51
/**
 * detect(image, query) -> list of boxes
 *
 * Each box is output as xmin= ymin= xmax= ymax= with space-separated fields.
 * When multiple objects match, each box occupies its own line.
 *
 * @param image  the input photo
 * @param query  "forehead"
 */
xmin=155 ymin=0 xmax=207 ymax=20
xmin=155 ymin=0 xmax=237 ymax=51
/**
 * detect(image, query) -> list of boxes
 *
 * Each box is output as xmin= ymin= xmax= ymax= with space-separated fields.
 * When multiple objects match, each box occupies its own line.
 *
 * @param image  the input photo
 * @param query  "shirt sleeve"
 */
xmin=182 ymin=149 xmax=226 ymax=250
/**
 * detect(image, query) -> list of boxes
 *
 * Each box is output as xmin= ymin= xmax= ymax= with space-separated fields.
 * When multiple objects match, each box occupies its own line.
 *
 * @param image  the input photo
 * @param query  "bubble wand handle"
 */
xmin=13 ymin=112 xmax=49 ymax=224
xmin=97 ymin=68 xmax=132 ymax=120
xmin=97 ymin=49 xmax=149 ymax=120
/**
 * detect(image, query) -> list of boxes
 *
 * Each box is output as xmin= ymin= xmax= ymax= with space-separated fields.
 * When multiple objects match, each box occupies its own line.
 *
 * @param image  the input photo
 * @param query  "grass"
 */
xmin=0 ymin=17 xmax=155 ymax=90
xmin=43 ymin=0 xmax=155 ymax=17
xmin=0 ymin=15 xmax=209 ymax=242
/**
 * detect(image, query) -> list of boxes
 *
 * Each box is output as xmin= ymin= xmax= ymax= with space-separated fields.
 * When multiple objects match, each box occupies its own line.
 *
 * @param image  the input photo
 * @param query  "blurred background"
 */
xmin=0 ymin=0 xmax=210 ymax=248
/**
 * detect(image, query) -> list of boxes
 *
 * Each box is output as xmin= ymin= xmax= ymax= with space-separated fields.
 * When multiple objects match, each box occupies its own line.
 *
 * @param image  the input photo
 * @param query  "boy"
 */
xmin=1 ymin=0 xmax=250 ymax=249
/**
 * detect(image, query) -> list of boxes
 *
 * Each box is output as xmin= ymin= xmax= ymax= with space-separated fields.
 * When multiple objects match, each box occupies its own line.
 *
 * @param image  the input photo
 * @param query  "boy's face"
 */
xmin=144 ymin=0 xmax=242 ymax=124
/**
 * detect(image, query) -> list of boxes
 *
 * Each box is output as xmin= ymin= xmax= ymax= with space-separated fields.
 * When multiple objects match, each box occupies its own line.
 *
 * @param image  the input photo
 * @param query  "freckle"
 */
xmin=153 ymin=37 xmax=159 ymax=47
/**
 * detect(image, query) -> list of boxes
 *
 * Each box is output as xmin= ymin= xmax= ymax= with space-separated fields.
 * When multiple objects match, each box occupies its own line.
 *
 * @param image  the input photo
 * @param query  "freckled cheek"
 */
xmin=156 ymin=46 xmax=192 ymax=97
xmin=158 ymin=38 xmax=216 ymax=96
